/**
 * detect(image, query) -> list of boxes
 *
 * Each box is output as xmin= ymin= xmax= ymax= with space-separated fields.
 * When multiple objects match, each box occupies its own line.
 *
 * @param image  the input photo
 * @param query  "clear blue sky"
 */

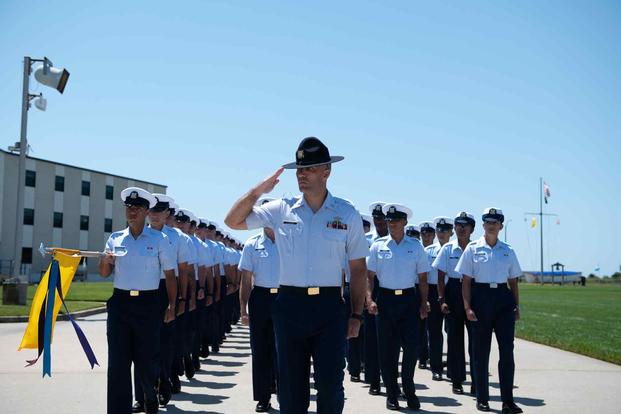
xmin=1 ymin=0 xmax=619 ymax=275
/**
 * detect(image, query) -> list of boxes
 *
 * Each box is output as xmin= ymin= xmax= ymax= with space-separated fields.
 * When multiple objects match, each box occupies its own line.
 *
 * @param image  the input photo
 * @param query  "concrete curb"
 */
xmin=0 ymin=306 xmax=107 ymax=323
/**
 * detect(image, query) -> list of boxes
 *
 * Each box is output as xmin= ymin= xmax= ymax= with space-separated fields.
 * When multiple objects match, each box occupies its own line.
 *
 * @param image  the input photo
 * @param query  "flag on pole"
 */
xmin=531 ymin=217 xmax=537 ymax=228
xmin=18 ymin=249 xmax=99 ymax=377
xmin=544 ymin=182 xmax=551 ymax=204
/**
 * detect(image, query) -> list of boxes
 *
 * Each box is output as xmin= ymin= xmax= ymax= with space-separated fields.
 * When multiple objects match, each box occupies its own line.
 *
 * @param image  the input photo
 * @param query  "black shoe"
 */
xmin=386 ymin=399 xmax=400 ymax=410
xmin=144 ymin=399 xmax=159 ymax=414
xmin=158 ymin=393 xmax=170 ymax=407
xmin=369 ymin=385 xmax=381 ymax=396
xmin=255 ymin=401 xmax=271 ymax=412
xmin=170 ymin=375 xmax=181 ymax=394
xmin=350 ymin=375 xmax=361 ymax=383
xmin=158 ymin=380 xmax=172 ymax=406
xmin=477 ymin=401 xmax=490 ymax=412
xmin=192 ymin=355 xmax=201 ymax=371
xmin=132 ymin=401 xmax=145 ymax=413
xmin=502 ymin=402 xmax=523 ymax=414
xmin=418 ymin=361 xmax=428 ymax=370
xmin=452 ymin=383 xmax=464 ymax=394
xmin=432 ymin=372 xmax=442 ymax=381
xmin=406 ymin=393 xmax=420 ymax=410
xmin=184 ymin=356 xmax=195 ymax=379
xmin=200 ymin=347 xmax=209 ymax=359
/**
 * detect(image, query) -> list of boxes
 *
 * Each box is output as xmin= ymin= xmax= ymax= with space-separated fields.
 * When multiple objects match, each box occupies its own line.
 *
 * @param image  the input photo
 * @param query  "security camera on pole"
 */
xmin=11 ymin=56 xmax=70 ymax=278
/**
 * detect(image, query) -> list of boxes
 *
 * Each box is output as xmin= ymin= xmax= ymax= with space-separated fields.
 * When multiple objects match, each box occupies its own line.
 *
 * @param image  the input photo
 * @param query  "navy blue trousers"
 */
xmin=134 ymin=281 xmax=170 ymax=402
xmin=445 ymin=278 xmax=475 ymax=385
xmin=426 ymin=284 xmax=445 ymax=374
xmin=470 ymin=283 xmax=516 ymax=403
xmin=107 ymin=290 xmax=160 ymax=414
xmin=376 ymin=288 xmax=419 ymax=401
xmin=364 ymin=277 xmax=381 ymax=387
xmin=249 ymin=287 xmax=278 ymax=402
xmin=343 ymin=285 xmax=362 ymax=377
xmin=416 ymin=283 xmax=429 ymax=364
xmin=273 ymin=289 xmax=348 ymax=414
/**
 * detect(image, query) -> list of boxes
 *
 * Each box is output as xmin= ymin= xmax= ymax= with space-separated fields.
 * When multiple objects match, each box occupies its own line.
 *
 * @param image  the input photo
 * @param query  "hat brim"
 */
xmin=282 ymin=156 xmax=344 ymax=169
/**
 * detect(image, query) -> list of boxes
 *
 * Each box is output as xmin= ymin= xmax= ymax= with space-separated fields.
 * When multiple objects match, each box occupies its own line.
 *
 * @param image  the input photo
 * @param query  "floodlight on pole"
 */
xmin=34 ymin=58 xmax=70 ymax=94
xmin=11 ymin=56 xmax=70 ymax=278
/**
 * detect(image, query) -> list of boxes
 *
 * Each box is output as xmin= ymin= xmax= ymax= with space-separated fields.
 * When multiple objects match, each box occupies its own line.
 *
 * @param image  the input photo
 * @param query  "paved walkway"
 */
xmin=1 ymin=314 xmax=619 ymax=413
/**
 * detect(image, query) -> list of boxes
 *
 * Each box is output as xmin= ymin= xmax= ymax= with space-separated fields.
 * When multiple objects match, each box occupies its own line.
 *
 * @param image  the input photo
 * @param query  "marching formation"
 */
xmin=99 ymin=137 xmax=523 ymax=414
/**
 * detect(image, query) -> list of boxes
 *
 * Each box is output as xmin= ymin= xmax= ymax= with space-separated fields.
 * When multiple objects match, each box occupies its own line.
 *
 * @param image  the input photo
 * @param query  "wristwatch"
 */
xmin=350 ymin=313 xmax=363 ymax=321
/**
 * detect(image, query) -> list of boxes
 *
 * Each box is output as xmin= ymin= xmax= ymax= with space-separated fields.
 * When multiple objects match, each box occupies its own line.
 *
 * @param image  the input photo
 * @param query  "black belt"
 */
xmin=279 ymin=285 xmax=341 ymax=296
xmin=447 ymin=277 xmax=462 ymax=283
xmin=113 ymin=288 xmax=159 ymax=298
xmin=344 ymin=282 xmax=350 ymax=287
xmin=473 ymin=281 xmax=508 ymax=289
xmin=253 ymin=286 xmax=280 ymax=294
xmin=379 ymin=287 xmax=416 ymax=296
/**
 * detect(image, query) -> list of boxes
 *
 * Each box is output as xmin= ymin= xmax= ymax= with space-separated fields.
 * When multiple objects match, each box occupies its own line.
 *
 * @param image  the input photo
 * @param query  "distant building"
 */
xmin=522 ymin=271 xmax=583 ymax=284
xmin=0 ymin=149 xmax=166 ymax=282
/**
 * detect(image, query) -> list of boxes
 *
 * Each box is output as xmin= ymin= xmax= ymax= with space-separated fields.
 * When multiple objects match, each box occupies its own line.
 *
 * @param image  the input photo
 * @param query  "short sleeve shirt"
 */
xmin=246 ymin=192 xmax=369 ymax=287
xmin=238 ymin=232 xmax=280 ymax=288
xmin=367 ymin=235 xmax=431 ymax=289
xmin=455 ymin=237 xmax=522 ymax=283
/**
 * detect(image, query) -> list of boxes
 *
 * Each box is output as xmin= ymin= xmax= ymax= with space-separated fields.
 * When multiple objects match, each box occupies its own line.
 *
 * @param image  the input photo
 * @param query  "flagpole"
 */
xmin=540 ymin=177 xmax=544 ymax=285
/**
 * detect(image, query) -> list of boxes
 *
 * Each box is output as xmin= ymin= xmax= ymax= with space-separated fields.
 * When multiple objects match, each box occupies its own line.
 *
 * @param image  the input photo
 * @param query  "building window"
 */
xmin=22 ymin=247 xmax=33 ymax=264
xmin=104 ymin=218 xmax=113 ymax=233
xmin=81 ymin=180 xmax=90 ymax=196
xmin=23 ymin=208 xmax=34 ymax=225
xmin=105 ymin=185 xmax=114 ymax=200
xmin=80 ymin=215 xmax=89 ymax=231
xmin=54 ymin=212 xmax=63 ymax=228
xmin=25 ymin=170 xmax=36 ymax=187
xmin=55 ymin=176 xmax=65 ymax=192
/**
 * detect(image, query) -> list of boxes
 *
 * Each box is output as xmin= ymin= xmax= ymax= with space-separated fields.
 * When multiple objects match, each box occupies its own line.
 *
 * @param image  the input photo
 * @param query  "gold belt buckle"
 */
xmin=270 ymin=288 xmax=278 ymax=294
xmin=490 ymin=283 xmax=498 ymax=288
xmin=130 ymin=290 xmax=140 ymax=297
xmin=394 ymin=289 xmax=403 ymax=296
xmin=308 ymin=287 xmax=320 ymax=296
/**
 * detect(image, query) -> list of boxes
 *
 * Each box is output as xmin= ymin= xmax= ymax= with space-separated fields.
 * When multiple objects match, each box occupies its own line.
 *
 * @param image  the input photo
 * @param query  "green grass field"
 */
xmin=516 ymin=283 xmax=621 ymax=365
xmin=0 ymin=282 xmax=113 ymax=317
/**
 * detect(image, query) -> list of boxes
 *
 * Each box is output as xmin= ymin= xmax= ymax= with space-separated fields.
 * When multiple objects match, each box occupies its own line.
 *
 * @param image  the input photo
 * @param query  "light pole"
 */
xmin=12 ymin=56 xmax=69 ymax=277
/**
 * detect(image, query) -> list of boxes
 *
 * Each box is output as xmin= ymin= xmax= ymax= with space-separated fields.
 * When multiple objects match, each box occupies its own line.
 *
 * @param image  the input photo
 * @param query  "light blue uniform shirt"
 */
xmin=246 ymin=192 xmax=369 ymax=287
xmin=216 ymin=242 xmax=227 ymax=276
xmin=455 ymin=237 xmax=522 ymax=283
xmin=432 ymin=240 xmax=465 ymax=280
xmin=192 ymin=236 xmax=213 ymax=267
xmin=160 ymin=225 xmax=192 ymax=279
xmin=203 ymin=239 xmax=220 ymax=268
xmin=425 ymin=243 xmax=442 ymax=285
xmin=367 ymin=235 xmax=431 ymax=289
xmin=238 ymin=232 xmax=280 ymax=288
xmin=105 ymin=226 xmax=176 ymax=290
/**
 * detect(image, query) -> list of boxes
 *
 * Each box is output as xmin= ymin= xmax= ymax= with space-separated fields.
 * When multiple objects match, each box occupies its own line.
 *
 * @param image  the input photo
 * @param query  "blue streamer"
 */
xmin=54 ymin=263 xmax=99 ymax=369
xmin=42 ymin=260 xmax=59 ymax=377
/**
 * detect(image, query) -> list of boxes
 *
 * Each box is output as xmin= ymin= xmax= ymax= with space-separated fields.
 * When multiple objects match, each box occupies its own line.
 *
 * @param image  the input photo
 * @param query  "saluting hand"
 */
xmin=254 ymin=167 xmax=284 ymax=195
xmin=347 ymin=318 xmax=361 ymax=339
xmin=466 ymin=308 xmax=478 ymax=322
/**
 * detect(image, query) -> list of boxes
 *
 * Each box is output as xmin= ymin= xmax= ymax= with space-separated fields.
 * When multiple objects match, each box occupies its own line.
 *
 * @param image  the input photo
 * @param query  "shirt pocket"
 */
xmin=322 ymin=227 xmax=347 ymax=258
xmin=277 ymin=221 xmax=302 ymax=255
xmin=141 ymin=245 xmax=160 ymax=273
